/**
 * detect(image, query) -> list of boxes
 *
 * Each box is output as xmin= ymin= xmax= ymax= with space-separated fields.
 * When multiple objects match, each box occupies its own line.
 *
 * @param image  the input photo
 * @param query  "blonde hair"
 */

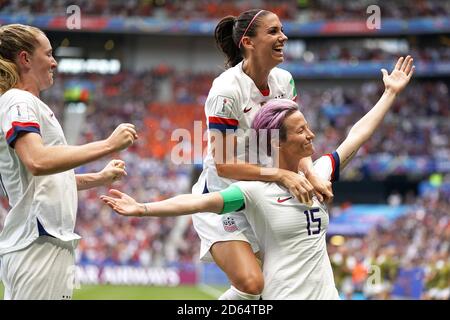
xmin=0 ymin=24 xmax=44 ymax=93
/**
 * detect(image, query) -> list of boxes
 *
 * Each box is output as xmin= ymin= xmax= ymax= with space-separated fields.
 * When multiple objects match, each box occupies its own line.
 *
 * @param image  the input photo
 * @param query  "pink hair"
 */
xmin=251 ymin=99 xmax=299 ymax=156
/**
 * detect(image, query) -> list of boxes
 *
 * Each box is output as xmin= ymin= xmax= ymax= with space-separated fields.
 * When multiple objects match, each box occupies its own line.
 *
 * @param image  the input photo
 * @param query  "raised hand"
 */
xmin=107 ymin=123 xmax=138 ymax=152
xmin=381 ymin=56 xmax=415 ymax=94
xmin=100 ymin=189 xmax=144 ymax=216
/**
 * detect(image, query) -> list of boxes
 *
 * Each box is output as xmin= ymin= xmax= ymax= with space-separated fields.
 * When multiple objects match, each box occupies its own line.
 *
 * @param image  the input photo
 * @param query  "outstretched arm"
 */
xmin=100 ymin=189 xmax=224 ymax=217
xmin=336 ymin=56 xmax=415 ymax=169
xmin=14 ymin=123 xmax=137 ymax=176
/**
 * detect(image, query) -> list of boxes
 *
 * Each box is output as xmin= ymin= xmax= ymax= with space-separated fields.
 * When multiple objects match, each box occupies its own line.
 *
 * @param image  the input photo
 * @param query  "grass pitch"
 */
xmin=0 ymin=282 xmax=227 ymax=300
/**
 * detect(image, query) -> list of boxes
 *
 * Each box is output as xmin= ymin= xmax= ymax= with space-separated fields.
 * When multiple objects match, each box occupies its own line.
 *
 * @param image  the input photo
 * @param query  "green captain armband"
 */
xmin=219 ymin=185 xmax=245 ymax=214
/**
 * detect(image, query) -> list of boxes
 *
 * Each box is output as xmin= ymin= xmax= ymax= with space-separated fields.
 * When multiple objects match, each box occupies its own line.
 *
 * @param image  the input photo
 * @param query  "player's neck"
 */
xmin=242 ymin=59 xmax=270 ymax=91
xmin=276 ymin=152 xmax=300 ymax=173
xmin=15 ymin=78 xmax=40 ymax=98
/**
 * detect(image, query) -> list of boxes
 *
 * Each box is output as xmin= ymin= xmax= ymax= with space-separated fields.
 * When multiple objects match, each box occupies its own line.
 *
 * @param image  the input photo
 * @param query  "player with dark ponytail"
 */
xmin=188 ymin=9 xmax=334 ymax=300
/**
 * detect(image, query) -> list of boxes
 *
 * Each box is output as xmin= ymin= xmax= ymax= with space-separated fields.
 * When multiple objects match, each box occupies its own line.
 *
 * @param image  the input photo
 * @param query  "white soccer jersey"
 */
xmin=192 ymin=62 xmax=298 ymax=261
xmin=233 ymin=153 xmax=340 ymax=300
xmin=0 ymin=89 xmax=80 ymax=256
xmin=193 ymin=61 xmax=298 ymax=195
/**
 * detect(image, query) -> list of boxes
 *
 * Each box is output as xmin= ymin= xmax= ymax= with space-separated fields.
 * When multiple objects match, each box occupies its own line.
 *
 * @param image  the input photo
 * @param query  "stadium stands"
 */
xmin=0 ymin=0 xmax=448 ymax=299
xmin=1 ymin=0 xmax=448 ymax=20
xmin=19 ymin=68 xmax=445 ymax=299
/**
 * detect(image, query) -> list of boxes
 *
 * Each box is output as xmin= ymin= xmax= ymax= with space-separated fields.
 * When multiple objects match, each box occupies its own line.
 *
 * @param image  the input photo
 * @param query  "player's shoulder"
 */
xmin=210 ymin=64 xmax=244 ymax=96
xmin=0 ymin=88 xmax=37 ymax=108
xmin=313 ymin=155 xmax=330 ymax=173
xmin=313 ymin=152 xmax=340 ymax=182
xmin=233 ymin=180 xmax=272 ymax=195
xmin=1 ymin=88 xmax=35 ymax=100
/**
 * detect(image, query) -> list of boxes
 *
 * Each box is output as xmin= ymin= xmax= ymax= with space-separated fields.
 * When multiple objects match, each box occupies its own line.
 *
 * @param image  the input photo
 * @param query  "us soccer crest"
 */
xmin=222 ymin=216 xmax=238 ymax=232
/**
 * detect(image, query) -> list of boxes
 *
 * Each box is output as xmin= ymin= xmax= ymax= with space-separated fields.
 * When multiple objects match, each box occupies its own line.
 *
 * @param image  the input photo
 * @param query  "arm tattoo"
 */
xmin=78 ymin=177 xmax=89 ymax=185
xmin=143 ymin=203 xmax=149 ymax=215
xmin=342 ymin=150 xmax=357 ymax=167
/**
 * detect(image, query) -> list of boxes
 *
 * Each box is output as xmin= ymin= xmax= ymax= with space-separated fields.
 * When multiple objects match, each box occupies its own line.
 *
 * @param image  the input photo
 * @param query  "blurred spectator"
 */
xmin=329 ymin=178 xmax=450 ymax=300
xmin=0 ymin=0 xmax=448 ymax=20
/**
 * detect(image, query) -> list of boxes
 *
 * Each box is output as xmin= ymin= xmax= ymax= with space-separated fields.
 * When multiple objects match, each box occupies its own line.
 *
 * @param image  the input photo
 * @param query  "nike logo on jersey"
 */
xmin=277 ymin=196 xmax=293 ymax=203
xmin=243 ymin=106 xmax=252 ymax=113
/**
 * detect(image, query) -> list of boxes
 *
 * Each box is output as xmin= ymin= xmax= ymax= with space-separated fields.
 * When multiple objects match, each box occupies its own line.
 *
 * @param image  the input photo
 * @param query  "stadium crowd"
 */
xmin=301 ymin=79 xmax=449 ymax=180
xmin=0 ymin=66 xmax=448 ymax=299
xmin=45 ymin=67 xmax=450 ymax=180
xmin=329 ymin=178 xmax=450 ymax=300
xmin=1 ymin=0 xmax=449 ymax=20
xmin=284 ymin=42 xmax=450 ymax=64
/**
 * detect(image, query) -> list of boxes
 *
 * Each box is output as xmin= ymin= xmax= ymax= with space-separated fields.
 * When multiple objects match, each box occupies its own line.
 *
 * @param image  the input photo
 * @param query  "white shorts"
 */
xmin=0 ymin=236 xmax=78 ymax=300
xmin=192 ymin=211 xmax=260 ymax=262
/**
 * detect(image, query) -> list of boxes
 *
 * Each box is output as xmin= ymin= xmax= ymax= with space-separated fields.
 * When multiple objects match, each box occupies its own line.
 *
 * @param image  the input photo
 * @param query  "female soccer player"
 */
xmin=102 ymin=56 xmax=414 ymax=299
xmin=189 ymin=8 xmax=332 ymax=300
xmin=0 ymin=24 xmax=137 ymax=299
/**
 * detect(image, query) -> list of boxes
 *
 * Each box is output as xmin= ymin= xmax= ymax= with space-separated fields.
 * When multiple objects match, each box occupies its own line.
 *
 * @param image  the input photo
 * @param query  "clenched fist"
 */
xmin=99 ymin=159 xmax=127 ymax=185
xmin=106 ymin=123 xmax=138 ymax=152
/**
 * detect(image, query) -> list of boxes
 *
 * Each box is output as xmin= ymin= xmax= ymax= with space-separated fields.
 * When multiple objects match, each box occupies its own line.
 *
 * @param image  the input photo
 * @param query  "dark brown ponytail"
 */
xmin=214 ymin=9 xmax=269 ymax=69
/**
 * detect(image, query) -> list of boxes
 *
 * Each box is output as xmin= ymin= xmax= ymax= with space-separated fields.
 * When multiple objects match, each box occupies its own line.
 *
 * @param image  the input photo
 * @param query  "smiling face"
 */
xmin=279 ymin=111 xmax=316 ymax=160
xmin=28 ymin=33 xmax=57 ymax=91
xmin=245 ymin=12 xmax=288 ymax=68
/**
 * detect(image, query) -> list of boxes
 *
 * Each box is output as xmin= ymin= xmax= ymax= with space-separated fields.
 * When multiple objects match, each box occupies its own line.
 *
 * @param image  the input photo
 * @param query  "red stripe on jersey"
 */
xmin=6 ymin=121 xmax=40 ymax=140
xmin=208 ymin=116 xmax=239 ymax=126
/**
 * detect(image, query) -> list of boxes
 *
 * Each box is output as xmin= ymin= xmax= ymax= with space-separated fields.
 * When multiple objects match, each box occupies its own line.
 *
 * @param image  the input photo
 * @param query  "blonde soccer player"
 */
xmin=0 ymin=24 xmax=137 ymax=300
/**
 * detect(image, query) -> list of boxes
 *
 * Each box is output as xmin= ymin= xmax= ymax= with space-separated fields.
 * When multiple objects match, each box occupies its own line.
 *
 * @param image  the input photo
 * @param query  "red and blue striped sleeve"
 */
xmin=6 ymin=121 xmax=41 ymax=147
xmin=325 ymin=151 xmax=340 ymax=182
xmin=208 ymin=116 xmax=239 ymax=133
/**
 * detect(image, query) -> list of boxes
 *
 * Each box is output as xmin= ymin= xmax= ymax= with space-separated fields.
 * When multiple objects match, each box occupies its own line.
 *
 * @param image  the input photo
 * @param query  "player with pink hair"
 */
xmin=102 ymin=56 xmax=415 ymax=299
